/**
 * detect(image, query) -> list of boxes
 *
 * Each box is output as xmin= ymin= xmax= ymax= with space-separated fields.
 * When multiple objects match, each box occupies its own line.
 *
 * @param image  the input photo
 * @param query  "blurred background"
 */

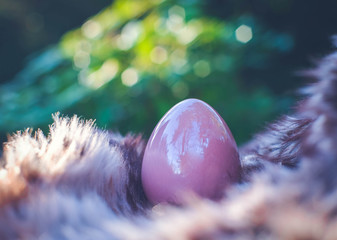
xmin=1 ymin=0 xmax=337 ymax=147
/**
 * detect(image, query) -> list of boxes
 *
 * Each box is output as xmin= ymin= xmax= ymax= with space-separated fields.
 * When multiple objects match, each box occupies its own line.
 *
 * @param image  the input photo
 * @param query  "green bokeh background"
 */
xmin=1 ymin=0 xmax=336 ymax=147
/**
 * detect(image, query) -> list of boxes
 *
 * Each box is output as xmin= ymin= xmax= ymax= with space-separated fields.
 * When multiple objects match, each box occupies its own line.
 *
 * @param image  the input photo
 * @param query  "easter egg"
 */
xmin=141 ymin=99 xmax=241 ymax=204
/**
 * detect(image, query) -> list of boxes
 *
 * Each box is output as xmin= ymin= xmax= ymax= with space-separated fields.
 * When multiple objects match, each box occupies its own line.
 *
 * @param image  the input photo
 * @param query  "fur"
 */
xmin=1 ymin=49 xmax=337 ymax=239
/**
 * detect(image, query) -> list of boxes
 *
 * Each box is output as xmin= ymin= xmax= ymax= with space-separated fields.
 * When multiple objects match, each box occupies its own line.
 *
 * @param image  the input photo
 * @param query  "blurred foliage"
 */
xmin=0 ymin=0 xmax=299 ymax=145
xmin=0 ymin=0 xmax=111 ymax=83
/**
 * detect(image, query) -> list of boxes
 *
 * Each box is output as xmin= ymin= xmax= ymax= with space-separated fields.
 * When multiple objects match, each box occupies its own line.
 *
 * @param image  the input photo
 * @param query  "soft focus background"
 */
xmin=1 ymin=0 xmax=337 ymax=147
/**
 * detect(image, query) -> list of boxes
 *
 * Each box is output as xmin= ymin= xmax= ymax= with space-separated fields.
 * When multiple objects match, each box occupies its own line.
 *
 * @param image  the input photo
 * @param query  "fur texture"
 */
xmin=1 ymin=50 xmax=337 ymax=239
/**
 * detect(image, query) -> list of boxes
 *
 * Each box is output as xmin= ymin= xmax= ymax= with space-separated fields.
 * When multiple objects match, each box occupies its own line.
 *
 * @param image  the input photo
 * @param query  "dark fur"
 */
xmin=0 ymin=49 xmax=337 ymax=239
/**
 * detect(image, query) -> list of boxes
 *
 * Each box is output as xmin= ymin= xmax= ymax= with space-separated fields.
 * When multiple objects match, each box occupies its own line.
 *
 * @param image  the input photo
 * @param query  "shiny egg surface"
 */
xmin=141 ymin=99 xmax=241 ymax=204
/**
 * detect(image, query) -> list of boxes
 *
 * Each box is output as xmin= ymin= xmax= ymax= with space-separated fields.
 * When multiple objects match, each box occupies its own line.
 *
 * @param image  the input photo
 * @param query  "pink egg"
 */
xmin=141 ymin=99 xmax=241 ymax=204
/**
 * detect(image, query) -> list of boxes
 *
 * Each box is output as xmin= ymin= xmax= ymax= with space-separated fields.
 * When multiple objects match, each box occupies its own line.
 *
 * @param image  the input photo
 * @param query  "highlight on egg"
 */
xmin=141 ymin=99 xmax=241 ymax=205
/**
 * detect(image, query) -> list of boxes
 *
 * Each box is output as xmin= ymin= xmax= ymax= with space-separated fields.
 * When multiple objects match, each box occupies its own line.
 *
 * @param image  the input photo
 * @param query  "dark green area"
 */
xmin=1 ymin=0 xmax=336 ymax=146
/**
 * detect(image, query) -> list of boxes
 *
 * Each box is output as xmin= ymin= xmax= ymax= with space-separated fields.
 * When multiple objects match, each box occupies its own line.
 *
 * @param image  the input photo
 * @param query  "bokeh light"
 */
xmin=193 ymin=60 xmax=211 ymax=78
xmin=121 ymin=68 xmax=139 ymax=87
xmin=117 ymin=21 xmax=142 ymax=50
xmin=84 ymin=59 xmax=119 ymax=89
xmin=82 ymin=20 xmax=103 ymax=39
xmin=150 ymin=46 xmax=168 ymax=64
xmin=235 ymin=25 xmax=253 ymax=43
